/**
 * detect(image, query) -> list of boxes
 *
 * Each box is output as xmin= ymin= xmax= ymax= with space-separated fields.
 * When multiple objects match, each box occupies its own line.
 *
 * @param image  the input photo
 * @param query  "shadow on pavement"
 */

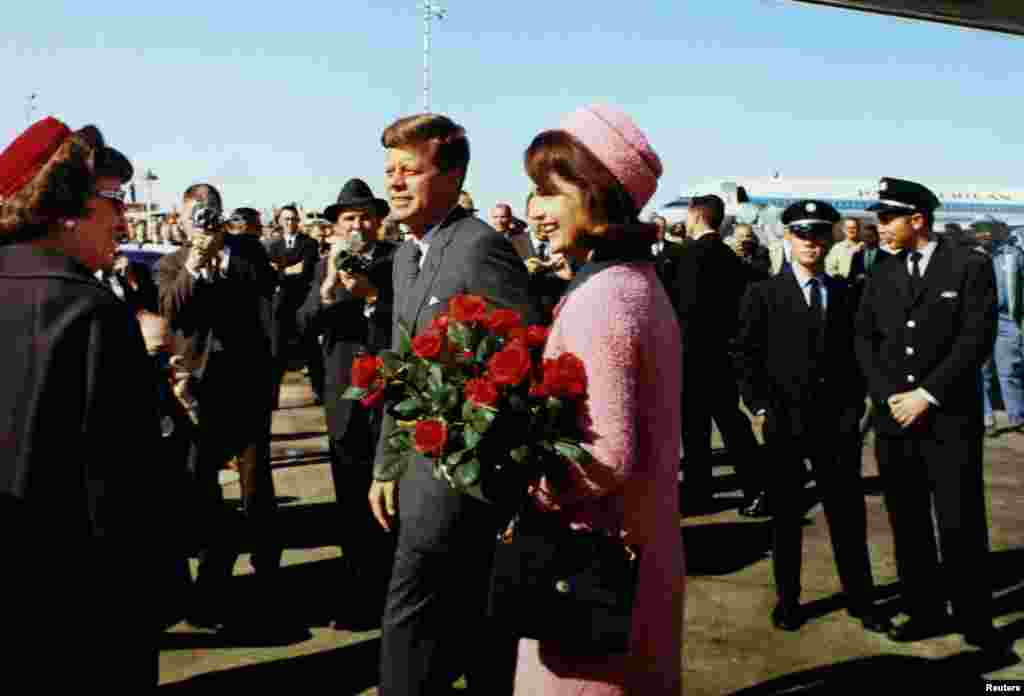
xmin=160 ymin=637 xmax=381 ymax=693
xmin=726 ymin=649 xmax=1019 ymax=695
xmin=683 ymin=521 xmax=772 ymax=575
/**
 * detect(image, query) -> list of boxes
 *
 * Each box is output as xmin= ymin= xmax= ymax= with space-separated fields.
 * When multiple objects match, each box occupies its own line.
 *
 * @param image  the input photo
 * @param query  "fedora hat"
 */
xmin=323 ymin=178 xmax=389 ymax=222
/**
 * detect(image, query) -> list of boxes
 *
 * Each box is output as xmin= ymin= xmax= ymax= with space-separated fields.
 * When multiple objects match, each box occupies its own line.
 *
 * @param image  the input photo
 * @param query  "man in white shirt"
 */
xmin=825 ymin=218 xmax=864 ymax=278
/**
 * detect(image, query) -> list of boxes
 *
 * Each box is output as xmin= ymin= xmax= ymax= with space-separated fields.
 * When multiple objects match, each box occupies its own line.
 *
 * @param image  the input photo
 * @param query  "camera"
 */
xmin=190 ymin=203 xmax=223 ymax=233
xmin=334 ymin=248 xmax=372 ymax=276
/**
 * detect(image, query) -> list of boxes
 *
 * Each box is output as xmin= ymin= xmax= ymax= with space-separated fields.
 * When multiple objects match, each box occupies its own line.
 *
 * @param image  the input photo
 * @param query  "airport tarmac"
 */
xmin=159 ymin=374 xmax=1024 ymax=694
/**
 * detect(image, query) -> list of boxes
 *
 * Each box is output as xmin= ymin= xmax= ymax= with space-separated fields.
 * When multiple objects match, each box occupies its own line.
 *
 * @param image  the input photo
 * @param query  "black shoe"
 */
xmin=962 ymin=623 xmax=1011 ymax=651
xmin=849 ymin=607 xmax=893 ymax=634
xmin=739 ymin=493 xmax=770 ymax=518
xmin=771 ymin=603 xmax=804 ymax=631
xmin=887 ymin=613 xmax=950 ymax=642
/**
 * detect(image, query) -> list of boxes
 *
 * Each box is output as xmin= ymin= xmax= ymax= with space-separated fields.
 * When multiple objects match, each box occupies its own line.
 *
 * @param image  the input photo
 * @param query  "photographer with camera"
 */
xmin=155 ymin=184 xmax=281 ymax=629
xmin=299 ymin=178 xmax=397 ymax=627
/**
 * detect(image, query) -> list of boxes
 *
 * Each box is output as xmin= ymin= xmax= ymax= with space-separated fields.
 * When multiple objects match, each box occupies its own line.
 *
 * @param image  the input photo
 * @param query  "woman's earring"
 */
xmin=63 ymin=219 xmax=77 ymax=230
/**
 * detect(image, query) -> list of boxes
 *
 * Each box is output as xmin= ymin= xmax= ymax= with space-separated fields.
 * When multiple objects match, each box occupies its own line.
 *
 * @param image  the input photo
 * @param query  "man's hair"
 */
xmin=183 ymin=183 xmax=223 ymax=214
xmin=525 ymin=130 xmax=639 ymax=225
xmin=492 ymin=203 xmax=511 ymax=216
xmin=689 ymin=195 xmax=725 ymax=231
xmin=276 ymin=204 xmax=299 ymax=223
xmin=382 ymin=114 xmax=470 ymax=174
xmin=843 ymin=217 xmax=861 ymax=228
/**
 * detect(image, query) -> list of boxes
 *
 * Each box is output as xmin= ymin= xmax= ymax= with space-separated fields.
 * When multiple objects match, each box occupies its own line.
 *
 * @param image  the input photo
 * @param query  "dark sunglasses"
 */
xmin=96 ymin=189 xmax=127 ymax=213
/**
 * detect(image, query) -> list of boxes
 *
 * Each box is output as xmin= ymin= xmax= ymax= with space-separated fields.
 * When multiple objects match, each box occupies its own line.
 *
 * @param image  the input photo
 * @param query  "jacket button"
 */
xmin=907 ymin=375 xmax=916 ymax=383
xmin=907 ymin=320 xmax=916 ymax=328
xmin=555 ymin=580 xmax=571 ymax=594
xmin=906 ymin=347 xmax=915 ymax=356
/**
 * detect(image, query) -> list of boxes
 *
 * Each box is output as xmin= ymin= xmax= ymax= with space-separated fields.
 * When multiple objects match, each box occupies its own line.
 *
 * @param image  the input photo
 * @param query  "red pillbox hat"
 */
xmin=0 ymin=117 xmax=72 ymax=198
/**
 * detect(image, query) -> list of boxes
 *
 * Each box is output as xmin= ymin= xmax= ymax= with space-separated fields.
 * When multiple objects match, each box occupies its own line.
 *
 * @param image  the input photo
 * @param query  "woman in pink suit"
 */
xmin=516 ymin=104 xmax=684 ymax=695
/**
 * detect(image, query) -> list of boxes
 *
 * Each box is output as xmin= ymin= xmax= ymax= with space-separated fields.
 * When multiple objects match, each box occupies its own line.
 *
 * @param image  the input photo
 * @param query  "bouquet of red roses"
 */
xmin=342 ymin=293 xmax=590 ymax=501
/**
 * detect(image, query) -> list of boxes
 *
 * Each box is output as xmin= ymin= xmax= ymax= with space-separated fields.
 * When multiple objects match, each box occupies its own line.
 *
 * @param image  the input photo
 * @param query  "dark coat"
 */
xmin=0 ymin=245 xmax=165 ymax=686
xmin=154 ymin=233 xmax=276 ymax=384
xmin=374 ymin=206 xmax=541 ymax=481
xmin=736 ymin=269 xmax=866 ymax=438
xmin=671 ymin=232 xmax=750 ymax=356
xmin=653 ymin=239 xmax=685 ymax=296
xmin=267 ymin=232 xmax=320 ymax=355
xmin=298 ymin=240 xmax=396 ymax=440
xmin=854 ymin=238 xmax=997 ymax=437
xmin=739 ymin=246 xmax=772 ymax=278
xmin=98 ymin=260 xmax=159 ymax=313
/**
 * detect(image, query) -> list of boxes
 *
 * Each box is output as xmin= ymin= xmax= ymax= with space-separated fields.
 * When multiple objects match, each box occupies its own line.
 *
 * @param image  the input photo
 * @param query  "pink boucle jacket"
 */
xmin=516 ymin=263 xmax=685 ymax=696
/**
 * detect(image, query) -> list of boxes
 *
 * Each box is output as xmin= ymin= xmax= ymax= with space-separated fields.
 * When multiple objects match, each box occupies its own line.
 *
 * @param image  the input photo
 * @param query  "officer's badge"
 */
xmin=805 ymin=202 xmax=816 ymax=213
xmin=879 ymin=180 xmax=888 ymax=192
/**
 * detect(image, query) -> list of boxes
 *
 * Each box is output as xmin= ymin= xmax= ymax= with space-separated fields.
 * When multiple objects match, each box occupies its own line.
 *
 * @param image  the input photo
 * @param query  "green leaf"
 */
xmin=510 ymin=445 xmax=530 ymax=464
xmin=462 ymin=399 xmax=479 ymax=422
xmin=387 ymin=431 xmax=412 ymax=453
xmin=471 ymin=406 xmax=497 ymax=434
xmin=341 ymin=386 xmax=368 ymax=400
xmin=448 ymin=321 xmax=471 ymax=350
xmin=429 ymin=364 xmax=444 ymax=390
xmin=554 ymin=441 xmax=592 ymax=465
xmin=380 ymin=350 xmax=404 ymax=373
xmin=464 ymin=426 xmax=482 ymax=449
xmin=435 ymin=385 xmax=459 ymax=412
xmin=394 ymin=398 xmax=424 ymax=417
xmin=446 ymin=449 xmax=467 ymax=469
xmin=453 ymin=458 xmax=482 ymax=488
xmin=398 ymin=322 xmax=413 ymax=355
xmin=476 ymin=334 xmax=498 ymax=363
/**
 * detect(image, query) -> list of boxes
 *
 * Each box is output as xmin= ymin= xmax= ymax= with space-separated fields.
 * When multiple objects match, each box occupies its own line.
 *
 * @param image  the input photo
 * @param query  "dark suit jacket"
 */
xmin=739 ymin=246 xmax=772 ymax=278
xmin=267 ymin=233 xmax=320 ymax=354
xmin=155 ymin=233 xmax=276 ymax=382
xmin=100 ymin=261 xmax=159 ymax=313
xmin=854 ymin=238 xmax=997 ymax=437
xmin=736 ymin=269 xmax=866 ymax=438
xmin=671 ymin=232 xmax=751 ymax=357
xmin=653 ymin=239 xmax=685 ymax=296
xmin=298 ymin=241 xmax=396 ymax=440
xmin=374 ymin=206 xmax=540 ymax=481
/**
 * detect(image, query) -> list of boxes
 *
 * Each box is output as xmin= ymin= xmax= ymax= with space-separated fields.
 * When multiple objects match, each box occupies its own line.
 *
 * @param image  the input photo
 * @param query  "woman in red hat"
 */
xmin=0 ymin=118 xmax=165 ymax=689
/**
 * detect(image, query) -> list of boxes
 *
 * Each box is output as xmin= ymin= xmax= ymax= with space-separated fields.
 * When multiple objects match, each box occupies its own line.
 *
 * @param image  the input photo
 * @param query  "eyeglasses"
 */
xmin=95 ymin=189 xmax=126 ymax=213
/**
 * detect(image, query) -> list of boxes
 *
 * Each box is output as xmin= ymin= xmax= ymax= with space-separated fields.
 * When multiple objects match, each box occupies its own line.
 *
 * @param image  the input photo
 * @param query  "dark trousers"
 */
xmin=682 ymin=353 xmax=763 ymax=497
xmin=768 ymin=425 xmax=875 ymax=611
xmin=329 ymin=406 xmax=395 ymax=598
xmin=875 ymin=431 xmax=992 ymax=626
xmin=273 ymin=315 xmax=325 ymax=407
xmin=379 ymin=460 xmax=517 ymax=696
xmin=191 ymin=355 xmax=280 ymax=589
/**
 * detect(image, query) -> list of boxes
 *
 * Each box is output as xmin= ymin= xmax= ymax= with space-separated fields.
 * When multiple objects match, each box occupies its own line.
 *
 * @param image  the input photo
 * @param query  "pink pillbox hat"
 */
xmin=558 ymin=104 xmax=662 ymax=211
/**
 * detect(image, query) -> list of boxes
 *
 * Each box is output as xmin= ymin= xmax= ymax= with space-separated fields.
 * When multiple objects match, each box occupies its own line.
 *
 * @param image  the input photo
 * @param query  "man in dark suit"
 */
xmin=855 ymin=177 xmax=1002 ymax=649
xmin=673 ymin=194 xmax=765 ymax=514
xmin=733 ymin=223 xmax=772 ymax=278
xmin=736 ymin=200 xmax=891 ymax=634
xmin=369 ymin=114 xmax=537 ymax=696
xmin=267 ymin=204 xmax=324 ymax=407
xmin=155 ymin=183 xmax=281 ymax=627
xmin=98 ymin=250 xmax=159 ymax=313
xmin=298 ymin=178 xmax=398 ymax=626
xmin=652 ymin=213 xmax=686 ymax=296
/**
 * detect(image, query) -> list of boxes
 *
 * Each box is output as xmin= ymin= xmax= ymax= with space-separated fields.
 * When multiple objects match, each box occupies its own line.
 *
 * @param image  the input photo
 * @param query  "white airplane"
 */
xmin=655 ymin=175 xmax=1024 ymax=243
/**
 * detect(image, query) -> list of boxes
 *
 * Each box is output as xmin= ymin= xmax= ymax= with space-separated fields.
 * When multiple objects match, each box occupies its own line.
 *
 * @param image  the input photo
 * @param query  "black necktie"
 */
xmin=808 ymin=277 xmax=825 ymax=360
xmin=909 ymin=251 xmax=922 ymax=294
xmin=538 ymin=242 xmax=547 ymax=259
xmin=408 ymin=244 xmax=422 ymax=280
xmin=808 ymin=277 xmax=823 ymax=321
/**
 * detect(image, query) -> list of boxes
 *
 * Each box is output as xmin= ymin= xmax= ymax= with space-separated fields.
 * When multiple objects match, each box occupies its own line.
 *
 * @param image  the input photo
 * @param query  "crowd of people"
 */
xmin=0 ymin=106 xmax=1013 ymax=695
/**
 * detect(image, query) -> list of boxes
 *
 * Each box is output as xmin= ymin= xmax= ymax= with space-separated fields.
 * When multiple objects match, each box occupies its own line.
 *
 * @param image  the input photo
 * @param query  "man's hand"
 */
xmin=186 ymin=232 xmax=219 ymax=275
xmin=340 ymin=270 xmax=377 ymax=299
xmin=369 ymin=480 xmax=398 ymax=531
xmin=550 ymin=253 xmax=574 ymax=281
xmin=888 ymin=391 xmax=931 ymax=428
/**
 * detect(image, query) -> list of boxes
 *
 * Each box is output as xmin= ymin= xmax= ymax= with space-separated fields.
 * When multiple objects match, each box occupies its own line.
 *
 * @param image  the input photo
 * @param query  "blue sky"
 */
xmin=3 ymin=1 xmax=1022 ymax=219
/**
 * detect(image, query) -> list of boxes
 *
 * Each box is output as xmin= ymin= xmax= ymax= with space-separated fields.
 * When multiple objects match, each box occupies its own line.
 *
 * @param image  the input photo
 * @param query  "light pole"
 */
xmin=144 ymin=169 xmax=159 ymax=240
xmin=25 ymin=93 xmax=37 ymax=124
xmin=423 ymin=1 xmax=446 ymax=112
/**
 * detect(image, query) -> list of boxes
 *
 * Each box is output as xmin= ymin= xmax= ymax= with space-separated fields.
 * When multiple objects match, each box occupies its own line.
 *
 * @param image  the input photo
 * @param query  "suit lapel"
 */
xmin=410 ymin=223 xmax=458 ymax=331
xmin=911 ymin=239 xmax=950 ymax=307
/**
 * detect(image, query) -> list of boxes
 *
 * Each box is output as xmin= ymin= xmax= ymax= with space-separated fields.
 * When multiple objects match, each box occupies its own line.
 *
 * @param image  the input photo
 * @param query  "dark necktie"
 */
xmin=865 ymin=248 xmax=875 ymax=271
xmin=808 ymin=277 xmax=825 ymax=360
xmin=538 ymin=242 xmax=548 ymax=259
xmin=408 ymin=244 xmax=423 ymax=280
xmin=909 ymin=251 xmax=922 ymax=294
xmin=808 ymin=277 xmax=823 ymax=321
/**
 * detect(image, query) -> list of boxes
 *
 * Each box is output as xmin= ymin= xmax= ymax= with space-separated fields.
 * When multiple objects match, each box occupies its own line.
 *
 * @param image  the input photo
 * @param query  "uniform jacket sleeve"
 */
xmin=734 ymin=282 xmax=773 ymax=415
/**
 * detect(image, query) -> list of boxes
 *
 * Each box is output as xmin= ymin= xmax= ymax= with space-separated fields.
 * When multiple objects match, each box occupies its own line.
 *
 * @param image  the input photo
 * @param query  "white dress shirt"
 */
xmin=906 ymin=239 xmax=938 ymax=276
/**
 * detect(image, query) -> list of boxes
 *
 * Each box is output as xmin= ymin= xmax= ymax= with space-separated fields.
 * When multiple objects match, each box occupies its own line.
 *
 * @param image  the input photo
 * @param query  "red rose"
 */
xmin=505 ymin=327 xmax=528 ymax=344
xmin=360 ymin=388 xmax=385 ymax=409
xmin=430 ymin=313 xmax=450 ymax=332
xmin=526 ymin=325 xmax=549 ymax=348
xmin=543 ymin=353 xmax=587 ymax=398
xmin=449 ymin=294 xmax=489 ymax=323
xmin=483 ymin=308 xmax=522 ymax=335
xmin=351 ymin=355 xmax=383 ymax=389
xmin=465 ymin=377 xmax=500 ymax=407
xmin=414 ymin=419 xmax=448 ymax=456
xmin=487 ymin=342 xmax=533 ymax=387
xmin=411 ymin=330 xmax=444 ymax=359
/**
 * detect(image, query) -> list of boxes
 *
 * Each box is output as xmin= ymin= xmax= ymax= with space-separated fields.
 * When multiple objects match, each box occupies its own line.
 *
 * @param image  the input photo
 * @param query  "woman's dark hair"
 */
xmin=0 ymin=129 xmax=101 ymax=243
xmin=525 ymin=130 xmax=639 ymax=227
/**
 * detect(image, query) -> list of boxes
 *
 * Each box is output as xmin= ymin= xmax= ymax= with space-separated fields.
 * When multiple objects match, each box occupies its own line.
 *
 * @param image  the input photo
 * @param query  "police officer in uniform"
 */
xmin=736 ymin=200 xmax=890 ymax=633
xmin=855 ymin=178 xmax=1004 ymax=649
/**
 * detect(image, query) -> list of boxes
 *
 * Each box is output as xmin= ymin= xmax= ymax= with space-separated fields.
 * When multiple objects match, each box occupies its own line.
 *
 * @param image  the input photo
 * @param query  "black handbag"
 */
xmin=486 ymin=511 xmax=641 ymax=654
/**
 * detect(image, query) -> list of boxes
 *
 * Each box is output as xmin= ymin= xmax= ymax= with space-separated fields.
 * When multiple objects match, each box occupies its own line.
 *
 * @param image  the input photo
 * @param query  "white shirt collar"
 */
xmin=791 ymin=262 xmax=825 ymax=287
xmin=907 ymin=238 xmax=938 ymax=274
